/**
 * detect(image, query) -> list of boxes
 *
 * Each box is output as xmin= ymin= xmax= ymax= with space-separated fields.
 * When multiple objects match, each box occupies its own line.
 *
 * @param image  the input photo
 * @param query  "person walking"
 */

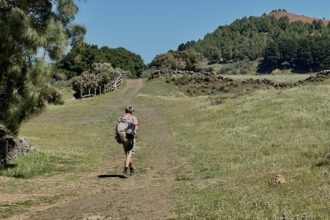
xmin=116 ymin=105 xmax=139 ymax=178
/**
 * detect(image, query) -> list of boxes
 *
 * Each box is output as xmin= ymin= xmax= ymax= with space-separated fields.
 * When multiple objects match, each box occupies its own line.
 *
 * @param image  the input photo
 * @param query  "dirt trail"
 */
xmin=24 ymin=79 xmax=178 ymax=220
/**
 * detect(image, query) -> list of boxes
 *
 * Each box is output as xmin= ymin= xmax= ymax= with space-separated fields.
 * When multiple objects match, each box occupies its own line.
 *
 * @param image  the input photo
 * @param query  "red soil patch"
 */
xmin=268 ymin=11 xmax=330 ymax=26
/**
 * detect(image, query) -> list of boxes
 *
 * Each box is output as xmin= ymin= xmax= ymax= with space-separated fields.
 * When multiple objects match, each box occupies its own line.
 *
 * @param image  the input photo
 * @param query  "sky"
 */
xmin=74 ymin=0 xmax=330 ymax=64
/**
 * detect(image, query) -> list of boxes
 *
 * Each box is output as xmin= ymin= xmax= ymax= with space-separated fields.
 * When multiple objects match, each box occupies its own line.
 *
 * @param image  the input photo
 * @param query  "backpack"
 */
xmin=115 ymin=120 xmax=136 ymax=144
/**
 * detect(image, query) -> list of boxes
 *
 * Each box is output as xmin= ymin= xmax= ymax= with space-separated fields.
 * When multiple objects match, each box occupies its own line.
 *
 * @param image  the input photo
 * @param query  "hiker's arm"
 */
xmin=134 ymin=124 xmax=138 ymax=134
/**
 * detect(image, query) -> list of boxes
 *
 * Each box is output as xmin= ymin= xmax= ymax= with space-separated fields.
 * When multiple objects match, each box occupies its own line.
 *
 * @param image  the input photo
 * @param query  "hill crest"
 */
xmin=267 ymin=10 xmax=330 ymax=26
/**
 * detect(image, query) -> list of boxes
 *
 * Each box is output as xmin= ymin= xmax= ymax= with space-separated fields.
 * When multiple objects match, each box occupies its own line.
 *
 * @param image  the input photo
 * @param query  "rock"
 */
xmin=269 ymin=174 xmax=285 ymax=185
xmin=6 ymin=137 xmax=33 ymax=160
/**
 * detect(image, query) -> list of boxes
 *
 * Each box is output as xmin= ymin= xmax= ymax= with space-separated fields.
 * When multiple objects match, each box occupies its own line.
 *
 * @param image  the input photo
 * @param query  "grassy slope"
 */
xmin=0 ymin=88 xmax=129 ymax=218
xmin=0 ymin=76 xmax=329 ymax=219
xmin=138 ymin=78 xmax=330 ymax=219
xmin=1 ymin=92 xmax=115 ymax=178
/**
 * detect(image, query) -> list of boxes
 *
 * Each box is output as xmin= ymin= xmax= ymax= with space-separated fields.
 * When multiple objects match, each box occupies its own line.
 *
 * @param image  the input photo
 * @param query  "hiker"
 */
xmin=115 ymin=105 xmax=139 ymax=178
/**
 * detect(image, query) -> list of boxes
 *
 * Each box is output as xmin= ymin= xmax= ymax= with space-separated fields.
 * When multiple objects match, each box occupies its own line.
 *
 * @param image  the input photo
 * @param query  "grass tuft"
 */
xmin=0 ymin=150 xmax=78 ymax=178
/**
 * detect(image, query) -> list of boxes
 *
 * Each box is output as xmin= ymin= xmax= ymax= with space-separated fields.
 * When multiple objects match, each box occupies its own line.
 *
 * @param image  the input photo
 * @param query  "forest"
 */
xmin=173 ymin=13 xmax=330 ymax=72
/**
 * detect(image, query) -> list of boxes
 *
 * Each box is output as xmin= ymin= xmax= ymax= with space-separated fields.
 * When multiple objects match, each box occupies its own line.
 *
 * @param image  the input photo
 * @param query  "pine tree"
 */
xmin=296 ymin=39 xmax=314 ymax=70
xmin=259 ymin=41 xmax=280 ymax=72
xmin=0 ymin=0 xmax=84 ymax=134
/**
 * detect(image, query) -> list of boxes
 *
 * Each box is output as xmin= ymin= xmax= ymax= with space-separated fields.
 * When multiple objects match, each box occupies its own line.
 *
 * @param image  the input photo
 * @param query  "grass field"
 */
xmin=223 ymin=74 xmax=314 ymax=83
xmin=138 ymin=77 xmax=330 ymax=219
xmin=0 ymin=76 xmax=329 ymax=219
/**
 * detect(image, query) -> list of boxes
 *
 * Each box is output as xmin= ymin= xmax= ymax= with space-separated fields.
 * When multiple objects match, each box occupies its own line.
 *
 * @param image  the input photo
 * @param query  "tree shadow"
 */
xmin=97 ymin=174 xmax=126 ymax=179
xmin=0 ymin=163 xmax=17 ymax=170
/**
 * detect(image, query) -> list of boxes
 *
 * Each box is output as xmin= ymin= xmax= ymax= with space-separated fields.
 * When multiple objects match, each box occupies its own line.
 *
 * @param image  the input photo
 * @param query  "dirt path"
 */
xmin=23 ymin=79 xmax=178 ymax=220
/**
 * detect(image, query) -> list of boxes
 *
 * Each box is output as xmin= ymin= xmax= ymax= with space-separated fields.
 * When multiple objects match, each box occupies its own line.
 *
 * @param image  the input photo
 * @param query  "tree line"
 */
xmin=175 ymin=14 xmax=330 ymax=72
xmin=56 ymin=42 xmax=144 ymax=79
xmin=260 ymin=34 xmax=330 ymax=72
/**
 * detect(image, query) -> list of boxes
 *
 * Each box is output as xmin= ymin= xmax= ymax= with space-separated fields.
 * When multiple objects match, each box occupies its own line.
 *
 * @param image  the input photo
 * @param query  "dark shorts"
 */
xmin=123 ymin=139 xmax=136 ymax=155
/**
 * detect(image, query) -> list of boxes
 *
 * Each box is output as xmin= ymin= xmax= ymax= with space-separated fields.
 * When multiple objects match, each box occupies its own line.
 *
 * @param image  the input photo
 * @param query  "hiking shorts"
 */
xmin=123 ymin=139 xmax=136 ymax=155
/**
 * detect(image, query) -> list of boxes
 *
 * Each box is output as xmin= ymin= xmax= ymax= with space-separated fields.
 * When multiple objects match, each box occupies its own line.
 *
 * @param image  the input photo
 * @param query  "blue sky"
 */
xmin=74 ymin=0 xmax=330 ymax=63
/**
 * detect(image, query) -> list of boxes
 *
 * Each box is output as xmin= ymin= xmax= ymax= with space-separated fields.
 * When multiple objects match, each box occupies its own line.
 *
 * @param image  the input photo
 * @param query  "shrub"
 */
xmin=71 ymin=63 xmax=128 ymax=98
xmin=47 ymin=87 xmax=64 ymax=105
xmin=150 ymin=50 xmax=205 ymax=71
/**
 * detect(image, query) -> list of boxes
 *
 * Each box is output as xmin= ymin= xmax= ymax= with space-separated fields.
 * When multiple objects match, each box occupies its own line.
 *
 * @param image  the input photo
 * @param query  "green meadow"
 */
xmin=0 ymin=76 xmax=329 ymax=219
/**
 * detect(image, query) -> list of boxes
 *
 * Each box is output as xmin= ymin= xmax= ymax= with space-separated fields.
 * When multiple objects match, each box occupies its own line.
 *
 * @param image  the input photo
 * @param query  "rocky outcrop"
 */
xmin=0 ymin=137 xmax=33 ymax=166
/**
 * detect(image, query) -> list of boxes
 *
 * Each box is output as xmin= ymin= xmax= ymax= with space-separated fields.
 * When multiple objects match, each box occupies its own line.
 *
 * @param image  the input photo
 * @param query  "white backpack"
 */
xmin=115 ymin=120 xmax=129 ymax=144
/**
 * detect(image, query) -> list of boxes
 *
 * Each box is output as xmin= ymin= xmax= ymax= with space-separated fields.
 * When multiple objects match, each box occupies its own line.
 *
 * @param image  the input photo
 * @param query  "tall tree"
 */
xmin=258 ymin=41 xmax=280 ymax=72
xmin=0 ymin=0 xmax=84 ymax=133
xmin=296 ymin=39 xmax=314 ymax=70
xmin=57 ymin=42 xmax=98 ymax=78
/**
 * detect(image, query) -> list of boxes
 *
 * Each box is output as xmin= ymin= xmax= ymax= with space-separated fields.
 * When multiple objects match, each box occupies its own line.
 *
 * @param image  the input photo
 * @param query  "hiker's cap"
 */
xmin=126 ymin=105 xmax=134 ymax=113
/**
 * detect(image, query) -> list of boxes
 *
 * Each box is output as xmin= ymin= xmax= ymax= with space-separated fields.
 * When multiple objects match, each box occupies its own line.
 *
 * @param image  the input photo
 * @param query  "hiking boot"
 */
xmin=130 ymin=167 xmax=135 ymax=176
xmin=122 ymin=167 xmax=129 ymax=178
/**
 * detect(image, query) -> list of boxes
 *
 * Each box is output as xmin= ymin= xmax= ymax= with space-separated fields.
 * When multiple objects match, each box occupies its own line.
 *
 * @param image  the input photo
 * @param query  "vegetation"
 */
xmin=0 ymin=0 xmax=83 ymax=133
xmin=149 ymin=49 xmax=205 ymax=71
xmin=260 ymin=34 xmax=330 ymax=72
xmin=0 ymin=74 xmax=329 ymax=218
xmin=162 ymin=73 xmax=329 ymax=106
xmin=56 ymin=41 xmax=144 ymax=78
xmin=1 ymin=6 xmax=329 ymax=219
xmin=173 ymin=13 xmax=330 ymax=73
xmin=71 ymin=62 xmax=127 ymax=98
xmin=212 ymin=60 xmax=258 ymax=75
xmin=139 ymin=77 xmax=330 ymax=219
xmin=0 ymin=151 xmax=73 ymax=178
xmin=0 ymin=84 xmax=146 ymax=218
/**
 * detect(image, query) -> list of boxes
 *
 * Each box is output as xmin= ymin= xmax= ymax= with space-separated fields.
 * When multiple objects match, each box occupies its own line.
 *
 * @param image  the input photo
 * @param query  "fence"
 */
xmin=0 ymin=139 xmax=8 ymax=167
xmin=80 ymin=74 xmax=124 ymax=99
xmin=317 ymin=69 xmax=330 ymax=75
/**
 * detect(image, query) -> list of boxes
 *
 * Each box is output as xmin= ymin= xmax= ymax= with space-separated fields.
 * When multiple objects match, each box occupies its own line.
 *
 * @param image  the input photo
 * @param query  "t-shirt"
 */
xmin=119 ymin=113 xmax=138 ymax=125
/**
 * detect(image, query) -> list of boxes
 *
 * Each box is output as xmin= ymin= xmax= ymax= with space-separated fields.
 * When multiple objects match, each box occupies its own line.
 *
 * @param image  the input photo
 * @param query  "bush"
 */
xmin=150 ymin=50 xmax=205 ymax=71
xmin=71 ymin=63 xmax=128 ymax=98
xmin=47 ymin=87 xmax=64 ymax=105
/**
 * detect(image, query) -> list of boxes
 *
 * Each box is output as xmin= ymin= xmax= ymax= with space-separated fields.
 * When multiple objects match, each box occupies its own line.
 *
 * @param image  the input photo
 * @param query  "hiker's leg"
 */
xmin=122 ymin=145 xmax=130 ymax=177
xmin=128 ymin=139 xmax=135 ymax=168
xmin=123 ymin=143 xmax=128 ymax=166
xmin=125 ymin=152 xmax=132 ymax=167
xmin=124 ymin=152 xmax=128 ymax=166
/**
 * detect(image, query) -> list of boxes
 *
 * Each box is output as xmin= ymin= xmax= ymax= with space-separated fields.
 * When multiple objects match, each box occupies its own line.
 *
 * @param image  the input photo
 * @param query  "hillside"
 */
xmin=151 ymin=10 xmax=330 ymax=73
xmin=268 ymin=10 xmax=330 ymax=26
